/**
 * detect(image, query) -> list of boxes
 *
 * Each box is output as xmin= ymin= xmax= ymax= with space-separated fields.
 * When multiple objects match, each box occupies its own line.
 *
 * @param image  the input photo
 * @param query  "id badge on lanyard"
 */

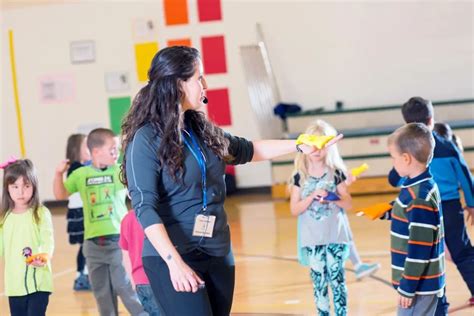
xmin=182 ymin=129 xmax=216 ymax=238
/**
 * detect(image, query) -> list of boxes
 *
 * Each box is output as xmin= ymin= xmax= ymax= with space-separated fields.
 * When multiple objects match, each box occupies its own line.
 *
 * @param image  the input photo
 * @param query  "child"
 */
xmin=433 ymin=122 xmax=464 ymax=152
xmin=433 ymin=122 xmax=453 ymax=143
xmin=53 ymin=128 xmax=146 ymax=316
xmin=290 ymin=120 xmax=352 ymax=316
xmin=386 ymin=123 xmax=445 ymax=316
xmin=120 ymin=209 xmax=161 ymax=315
xmin=389 ymin=97 xmax=474 ymax=312
xmin=65 ymin=133 xmax=91 ymax=291
xmin=0 ymin=159 xmax=54 ymax=316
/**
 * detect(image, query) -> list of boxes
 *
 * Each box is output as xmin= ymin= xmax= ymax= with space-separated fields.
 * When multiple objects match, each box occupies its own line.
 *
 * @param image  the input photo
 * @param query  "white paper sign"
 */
xmin=39 ymin=74 xmax=75 ymax=103
xmin=132 ymin=18 xmax=157 ymax=41
xmin=70 ymin=40 xmax=95 ymax=64
xmin=105 ymin=71 xmax=130 ymax=92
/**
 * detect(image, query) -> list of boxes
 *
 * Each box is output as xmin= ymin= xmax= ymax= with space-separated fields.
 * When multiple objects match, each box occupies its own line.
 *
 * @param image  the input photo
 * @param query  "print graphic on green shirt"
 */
xmin=85 ymin=175 xmax=116 ymax=222
xmin=64 ymin=165 xmax=127 ymax=239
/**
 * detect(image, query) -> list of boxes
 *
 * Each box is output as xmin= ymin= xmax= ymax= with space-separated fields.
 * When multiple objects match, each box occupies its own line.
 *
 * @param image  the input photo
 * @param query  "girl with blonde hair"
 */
xmin=290 ymin=120 xmax=352 ymax=316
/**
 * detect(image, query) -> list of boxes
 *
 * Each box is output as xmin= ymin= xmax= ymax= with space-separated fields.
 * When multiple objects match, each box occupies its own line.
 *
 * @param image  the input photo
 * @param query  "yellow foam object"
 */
xmin=351 ymin=163 xmax=369 ymax=177
xmin=25 ymin=253 xmax=48 ymax=264
xmin=296 ymin=134 xmax=335 ymax=149
xmin=357 ymin=202 xmax=392 ymax=220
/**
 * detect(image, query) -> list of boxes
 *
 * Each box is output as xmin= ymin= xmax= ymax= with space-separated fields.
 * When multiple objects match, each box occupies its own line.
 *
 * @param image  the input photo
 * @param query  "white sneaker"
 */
xmin=355 ymin=263 xmax=380 ymax=280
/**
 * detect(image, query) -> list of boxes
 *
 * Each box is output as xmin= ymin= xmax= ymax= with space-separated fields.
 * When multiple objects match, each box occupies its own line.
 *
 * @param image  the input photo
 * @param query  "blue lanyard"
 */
xmin=182 ymin=129 xmax=207 ymax=211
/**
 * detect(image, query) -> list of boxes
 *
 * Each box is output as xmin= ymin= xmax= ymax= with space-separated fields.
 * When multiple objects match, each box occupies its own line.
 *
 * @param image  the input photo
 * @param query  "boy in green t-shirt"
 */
xmin=54 ymin=128 xmax=145 ymax=316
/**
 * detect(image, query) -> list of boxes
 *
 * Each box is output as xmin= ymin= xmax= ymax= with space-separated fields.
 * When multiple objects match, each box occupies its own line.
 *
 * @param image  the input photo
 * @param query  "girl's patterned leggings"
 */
xmin=308 ymin=243 xmax=349 ymax=316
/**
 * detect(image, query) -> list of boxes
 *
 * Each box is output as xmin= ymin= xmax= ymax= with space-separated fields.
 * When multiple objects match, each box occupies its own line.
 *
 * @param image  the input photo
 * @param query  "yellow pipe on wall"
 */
xmin=8 ymin=30 xmax=26 ymax=157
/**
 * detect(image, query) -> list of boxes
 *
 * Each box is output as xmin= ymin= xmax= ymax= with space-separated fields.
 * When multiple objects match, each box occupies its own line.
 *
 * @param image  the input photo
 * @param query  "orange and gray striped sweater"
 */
xmin=383 ymin=169 xmax=445 ymax=298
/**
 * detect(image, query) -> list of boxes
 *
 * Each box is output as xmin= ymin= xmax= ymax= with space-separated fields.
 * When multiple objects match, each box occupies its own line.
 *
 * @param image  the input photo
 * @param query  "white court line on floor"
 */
xmin=0 ymin=267 xmax=75 ymax=297
xmin=272 ymin=250 xmax=389 ymax=259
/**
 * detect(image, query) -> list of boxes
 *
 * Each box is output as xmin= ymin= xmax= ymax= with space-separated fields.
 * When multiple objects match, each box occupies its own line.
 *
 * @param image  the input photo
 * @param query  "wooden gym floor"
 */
xmin=1 ymin=192 xmax=473 ymax=315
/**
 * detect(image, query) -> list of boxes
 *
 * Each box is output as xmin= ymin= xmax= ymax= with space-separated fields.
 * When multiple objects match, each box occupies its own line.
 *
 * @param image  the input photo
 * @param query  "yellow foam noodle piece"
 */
xmin=351 ymin=163 xmax=369 ymax=177
xmin=25 ymin=253 xmax=48 ymax=264
xmin=296 ymin=134 xmax=335 ymax=149
xmin=357 ymin=202 xmax=392 ymax=220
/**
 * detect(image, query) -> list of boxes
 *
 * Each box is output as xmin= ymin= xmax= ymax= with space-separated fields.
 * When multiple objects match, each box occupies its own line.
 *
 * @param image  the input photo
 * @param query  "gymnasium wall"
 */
xmin=1 ymin=1 xmax=473 ymax=201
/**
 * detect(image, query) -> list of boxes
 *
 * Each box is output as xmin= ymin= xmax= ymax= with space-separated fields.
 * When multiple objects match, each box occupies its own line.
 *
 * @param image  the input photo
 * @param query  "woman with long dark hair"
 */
xmin=121 ymin=46 xmax=339 ymax=315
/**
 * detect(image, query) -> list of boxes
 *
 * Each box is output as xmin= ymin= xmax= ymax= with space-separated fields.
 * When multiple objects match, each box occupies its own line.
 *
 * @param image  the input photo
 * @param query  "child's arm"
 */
xmin=397 ymin=198 xmax=439 ymax=298
xmin=289 ymin=185 xmax=324 ymax=216
xmin=53 ymin=160 xmax=71 ymax=199
xmin=334 ymin=182 xmax=352 ymax=210
xmin=121 ymin=249 xmax=135 ymax=288
xmin=118 ymin=215 xmax=134 ymax=286
xmin=31 ymin=207 xmax=54 ymax=267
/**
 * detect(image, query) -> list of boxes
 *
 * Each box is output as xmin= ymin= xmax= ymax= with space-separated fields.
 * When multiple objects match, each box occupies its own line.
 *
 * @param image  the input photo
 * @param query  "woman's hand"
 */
xmin=298 ymin=134 xmax=344 ymax=155
xmin=326 ymin=134 xmax=344 ymax=147
xmin=168 ymin=258 xmax=205 ymax=293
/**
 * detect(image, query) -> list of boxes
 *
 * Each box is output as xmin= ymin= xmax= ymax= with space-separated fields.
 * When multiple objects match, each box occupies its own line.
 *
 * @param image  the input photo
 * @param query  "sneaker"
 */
xmin=355 ymin=263 xmax=381 ymax=280
xmin=73 ymin=273 xmax=91 ymax=291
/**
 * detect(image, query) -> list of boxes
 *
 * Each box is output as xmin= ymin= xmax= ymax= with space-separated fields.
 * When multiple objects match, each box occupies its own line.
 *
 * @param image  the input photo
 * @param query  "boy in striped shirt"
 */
xmin=386 ymin=123 xmax=445 ymax=316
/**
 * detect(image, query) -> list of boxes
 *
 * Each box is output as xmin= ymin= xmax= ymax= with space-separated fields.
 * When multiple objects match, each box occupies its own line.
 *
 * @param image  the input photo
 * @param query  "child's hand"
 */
xmin=345 ymin=174 xmax=357 ymax=186
xmin=28 ymin=258 xmax=47 ymax=268
xmin=312 ymin=189 xmax=328 ymax=200
xmin=398 ymin=294 xmax=413 ymax=309
xmin=465 ymin=206 xmax=474 ymax=226
xmin=25 ymin=253 xmax=48 ymax=267
xmin=55 ymin=159 xmax=70 ymax=174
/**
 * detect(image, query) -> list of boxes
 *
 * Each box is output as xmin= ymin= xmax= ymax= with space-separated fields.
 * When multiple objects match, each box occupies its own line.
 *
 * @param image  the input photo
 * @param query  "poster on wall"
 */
xmin=132 ymin=18 xmax=157 ymax=42
xmin=39 ymin=74 xmax=75 ymax=103
xmin=167 ymin=38 xmax=192 ymax=47
xmin=105 ymin=71 xmax=130 ymax=93
xmin=206 ymin=88 xmax=232 ymax=126
xmin=135 ymin=42 xmax=159 ymax=82
xmin=70 ymin=40 xmax=95 ymax=64
xmin=163 ymin=0 xmax=189 ymax=25
xmin=201 ymin=35 xmax=227 ymax=74
xmin=108 ymin=97 xmax=131 ymax=135
xmin=198 ymin=0 xmax=222 ymax=22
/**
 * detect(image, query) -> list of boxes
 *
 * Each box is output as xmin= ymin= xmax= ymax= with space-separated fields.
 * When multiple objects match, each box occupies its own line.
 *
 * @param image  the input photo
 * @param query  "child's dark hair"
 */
xmin=452 ymin=134 xmax=463 ymax=151
xmin=433 ymin=122 xmax=453 ymax=141
xmin=1 ymin=159 xmax=41 ymax=226
xmin=388 ymin=123 xmax=435 ymax=165
xmin=401 ymin=96 xmax=433 ymax=125
xmin=87 ymin=128 xmax=115 ymax=151
xmin=66 ymin=134 xmax=86 ymax=162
